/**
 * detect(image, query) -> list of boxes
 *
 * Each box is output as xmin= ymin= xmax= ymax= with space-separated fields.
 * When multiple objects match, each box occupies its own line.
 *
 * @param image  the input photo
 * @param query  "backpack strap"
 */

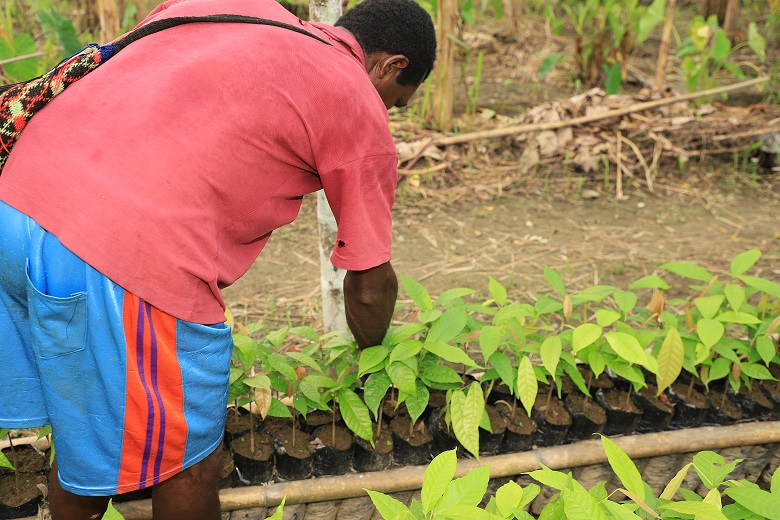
xmin=106 ymin=14 xmax=332 ymax=56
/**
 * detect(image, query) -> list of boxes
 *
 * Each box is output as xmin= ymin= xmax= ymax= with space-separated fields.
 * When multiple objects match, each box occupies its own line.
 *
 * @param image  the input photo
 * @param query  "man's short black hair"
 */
xmin=336 ymin=0 xmax=436 ymax=86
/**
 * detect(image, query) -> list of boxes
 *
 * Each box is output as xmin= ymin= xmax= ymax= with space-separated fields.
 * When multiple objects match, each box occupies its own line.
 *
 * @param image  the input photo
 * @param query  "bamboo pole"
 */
xmin=106 ymin=421 xmax=780 ymax=519
xmin=431 ymin=0 xmax=459 ymax=130
xmin=654 ymin=0 xmax=676 ymax=89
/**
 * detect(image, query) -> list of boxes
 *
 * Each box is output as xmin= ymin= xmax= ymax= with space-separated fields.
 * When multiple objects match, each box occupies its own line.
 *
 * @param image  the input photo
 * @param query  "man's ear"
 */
xmin=378 ymin=54 xmax=409 ymax=79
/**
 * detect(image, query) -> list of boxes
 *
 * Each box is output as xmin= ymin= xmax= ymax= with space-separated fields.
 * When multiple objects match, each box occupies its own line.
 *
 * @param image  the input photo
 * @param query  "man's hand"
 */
xmin=344 ymin=261 xmax=398 ymax=349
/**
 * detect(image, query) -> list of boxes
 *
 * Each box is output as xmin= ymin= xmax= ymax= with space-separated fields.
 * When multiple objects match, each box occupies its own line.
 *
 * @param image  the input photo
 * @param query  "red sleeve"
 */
xmin=320 ymin=153 xmax=398 ymax=271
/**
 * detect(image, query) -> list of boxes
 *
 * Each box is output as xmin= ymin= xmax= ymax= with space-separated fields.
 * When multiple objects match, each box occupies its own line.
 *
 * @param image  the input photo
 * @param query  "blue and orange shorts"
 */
xmin=0 ymin=200 xmax=233 ymax=496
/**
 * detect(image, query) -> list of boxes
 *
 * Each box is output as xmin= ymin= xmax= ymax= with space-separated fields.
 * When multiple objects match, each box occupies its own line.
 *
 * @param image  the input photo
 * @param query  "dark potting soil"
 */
xmin=633 ymin=386 xmax=674 ymax=433
xmin=598 ymin=389 xmax=642 ymax=414
xmin=0 ymin=473 xmax=46 ymax=508
xmin=667 ymin=382 xmax=709 ymax=429
xmin=353 ymin=423 xmax=393 ymax=473
xmin=302 ymin=410 xmax=342 ymax=433
xmin=272 ymin=427 xmax=315 ymax=459
xmin=670 ymin=383 xmax=709 ymax=408
xmin=761 ymin=380 xmax=780 ymax=416
xmin=428 ymin=390 xmax=448 ymax=410
xmin=595 ymin=388 xmax=643 ymax=436
xmin=0 ymin=446 xmax=45 ymax=475
xmin=580 ymin=367 xmax=615 ymax=390
xmin=734 ymin=384 xmax=775 ymax=419
xmin=532 ymin=395 xmax=572 ymax=447
xmin=232 ymin=432 xmax=274 ymax=461
xmin=705 ymin=390 xmax=742 ymax=425
xmin=360 ymin=424 xmax=393 ymax=455
xmin=224 ymin=407 xmax=253 ymax=438
xmin=391 ymin=415 xmax=434 ymax=446
xmin=484 ymin=405 xmax=507 ymax=436
xmin=534 ymin=395 xmax=573 ymax=426
xmin=313 ymin=425 xmax=353 ymax=451
xmin=479 ymin=405 xmax=506 ymax=456
xmin=566 ymin=394 xmax=607 ymax=424
xmin=497 ymin=405 xmax=536 ymax=435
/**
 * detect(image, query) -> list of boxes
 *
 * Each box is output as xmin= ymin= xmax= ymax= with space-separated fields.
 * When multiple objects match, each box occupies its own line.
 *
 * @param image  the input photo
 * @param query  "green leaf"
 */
xmin=538 ymin=53 xmax=564 ymax=80
xmin=427 ymin=308 xmax=468 ymax=345
xmin=267 ymin=398 xmax=293 ymax=418
xmin=716 ymin=311 xmax=761 ymax=325
xmin=404 ymin=382 xmax=430 ymax=424
xmin=267 ymin=354 xmax=298 ymax=381
xmin=0 ymin=33 xmax=37 ymax=82
xmin=739 ymin=276 xmax=780 ymax=299
xmin=695 ymin=295 xmax=726 ymax=320
xmin=489 ymin=352 xmax=515 ymax=391
xmin=629 ymin=275 xmax=670 ymax=290
xmin=694 ymin=451 xmax=742 ymax=490
xmin=421 ymin=365 xmax=464 ymax=386
xmin=731 ymin=250 xmax=761 ymax=277
xmin=596 ymin=309 xmax=621 ymax=328
xmin=0 ymin=450 xmax=15 ymax=471
xmin=285 ymin=352 xmax=324 ymax=374
xmin=601 ymin=501 xmax=643 ymax=520
xmin=422 ymin=449 xmax=458 ymax=513
xmin=387 ymin=361 xmax=418 ymax=396
xmin=390 ymin=340 xmax=423 ymax=364
xmin=364 ymin=371 xmax=392 ymax=420
xmin=560 ymin=488 xmax=609 ymax=520
xmin=495 ymin=481 xmax=525 ymax=517
xmin=337 ymin=388 xmax=374 ymax=445
xmin=424 ymin=340 xmax=479 ymax=368
xmin=299 ymin=380 xmax=327 ymax=409
xmin=450 ymin=383 xmax=485 ymax=459
xmin=636 ymin=0 xmax=666 ymax=45
xmin=104 ymin=499 xmax=126 ymax=520
xmin=366 ymin=490 xmax=412 ymax=520
xmin=243 ymin=374 xmax=271 ymax=389
xmin=489 ymin=277 xmax=508 ymax=306
xmin=480 ymin=326 xmax=502 ymax=363
xmin=603 ymin=62 xmax=622 ymax=95
xmin=540 ymin=336 xmax=562 ymax=377
xmin=572 ymin=324 xmax=602 ymax=353
xmin=386 ymin=324 xmax=427 ymax=346
xmin=661 ymin=261 xmax=714 ymax=282
xmin=438 ymin=288 xmax=477 ymax=305
xmin=659 ymin=501 xmax=728 ymax=520
xmin=656 ymin=328 xmax=684 ymax=395
xmin=401 ymin=275 xmax=433 ymax=311
xmin=37 ymin=6 xmax=83 ymax=56
xmin=741 ymin=362 xmax=774 ymax=380
xmin=605 ymin=332 xmax=657 ymax=373
xmin=771 ymin=467 xmax=780 ymax=495
xmin=660 ymin=462 xmax=694 ymax=500
xmin=359 ymin=346 xmax=389 ymax=377
xmin=697 ymin=318 xmax=725 ymax=348
xmin=516 ymin=356 xmax=537 ymax=417
xmin=614 ymin=291 xmax=638 ymax=315
xmin=724 ymin=284 xmax=746 ymax=312
xmin=544 ymin=267 xmax=566 ymax=296
xmin=526 ymin=465 xmax=586 ymax=493
xmin=724 ymin=485 xmax=780 ymax=520
xmin=266 ymin=498 xmax=286 ymax=520
xmin=712 ymin=27 xmax=732 ymax=61
xmin=439 ymin=464 xmax=492 ymax=509
xmin=758 ymin=336 xmax=779 ymax=366
xmin=748 ymin=22 xmax=766 ymax=62
xmin=436 ymin=505 xmax=492 ymax=520
xmin=601 ymin=435 xmax=645 ymax=500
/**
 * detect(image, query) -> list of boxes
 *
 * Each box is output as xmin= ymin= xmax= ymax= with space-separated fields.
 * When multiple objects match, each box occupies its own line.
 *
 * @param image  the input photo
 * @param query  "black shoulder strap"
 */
xmin=110 ymin=14 xmax=332 ymax=53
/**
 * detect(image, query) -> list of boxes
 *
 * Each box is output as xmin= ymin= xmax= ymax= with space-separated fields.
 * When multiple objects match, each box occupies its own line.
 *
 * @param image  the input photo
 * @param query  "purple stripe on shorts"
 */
xmin=137 ymin=302 xmax=156 ymax=489
xmin=146 ymin=301 xmax=167 ymax=485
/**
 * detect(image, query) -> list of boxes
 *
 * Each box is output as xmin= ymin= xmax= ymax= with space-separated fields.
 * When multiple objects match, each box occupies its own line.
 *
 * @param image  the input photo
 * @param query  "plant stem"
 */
xmin=376 ymin=399 xmax=384 ymax=439
xmin=687 ymin=377 xmax=695 ymax=400
xmin=625 ymin=388 xmax=632 ymax=408
xmin=7 ymin=432 xmax=18 ymax=495
xmin=586 ymin=371 xmax=593 ymax=400
xmin=408 ymin=416 xmax=414 ymax=439
xmin=250 ymin=409 xmax=255 ymax=454
xmin=292 ymin=415 xmax=296 ymax=447
xmin=511 ymin=397 xmax=517 ymax=420
xmin=546 ymin=383 xmax=553 ymax=410
xmin=332 ymin=401 xmax=337 ymax=447
xmin=721 ymin=390 xmax=728 ymax=408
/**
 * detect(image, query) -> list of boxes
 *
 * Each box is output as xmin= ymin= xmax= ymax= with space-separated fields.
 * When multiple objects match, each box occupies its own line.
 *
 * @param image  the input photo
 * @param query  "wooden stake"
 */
xmin=654 ymin=0 xmax=677 ymax=89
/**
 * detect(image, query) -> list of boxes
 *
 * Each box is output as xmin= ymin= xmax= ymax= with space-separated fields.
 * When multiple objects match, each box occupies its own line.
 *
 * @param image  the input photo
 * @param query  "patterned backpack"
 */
xmin=0 ymin=14 xmax=329 ymax=175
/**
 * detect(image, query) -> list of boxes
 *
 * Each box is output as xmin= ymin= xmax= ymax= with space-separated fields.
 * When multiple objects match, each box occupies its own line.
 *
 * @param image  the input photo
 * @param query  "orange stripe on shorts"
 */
xmin=117 ymin=293 xmax=188 ymax=491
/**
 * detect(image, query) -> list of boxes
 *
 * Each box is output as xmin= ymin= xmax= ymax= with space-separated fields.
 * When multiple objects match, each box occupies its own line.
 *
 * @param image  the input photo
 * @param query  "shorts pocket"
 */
xmin=26 ymin=266 xmax=87 ymax=359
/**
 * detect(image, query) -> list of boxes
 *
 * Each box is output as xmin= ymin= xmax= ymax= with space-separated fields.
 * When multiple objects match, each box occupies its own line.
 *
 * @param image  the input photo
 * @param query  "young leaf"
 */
xmin=103 ymin=499 xmax=127 ymax=520
xmin=422 ymin=449 xmax=458 ymax=514
xmin=516 ymin=356 xmax=538 ymax=417
xmin=436 ymin=505 xmax=492 ymax=520
xmin=386 ymin=323 xmax=427 ymax=346
xmin=601 ymin=501 xmax=643 ymax=520
xmin=438 ymin=288 xmax=476 ymax=305
xmin=596 ymin=309 xmax=621 ymax=328
xmin=540 ymin=336 xmax=562 ymax=379
xmin=526 ymin=465 xmax=586 ymax=493
xmin=724 ymin=485 xmax=780 ymax=520
xmin=629 ymin=276 xmax=670 ymax=290
xmin=404 ymin=382 xmax=430 ymax=424
xmin=544 ymin=267 xmax=566 ymax=296
xmin=268 ymin=398 xmax=293 ymax=418
xmin=364 ymin=371 xmax=392 ymax=420
xmin=600 ymin=435 xmax=645 ymax=501
xmin=739 ymin=276 xmax=780 ymax=299
xmin=694 ymin=451 xmax=743 ymax=490
xmin=538 ymin=53 xmax=564 ymax=80
xmin=731 ymin=249 xmax=761 ymax=277
xmin=366 ymin=490 xmax=412 ymax=520
xmin=449 ymin=383 xmax=485 ymax=459
xmin=772 ymin=467 xmax=780 ymax=496
xmin=390 ymin=340 xmax=423 ymax=364
xmin=697 ymin=318 xmax=725 ymax=349
xmin=660 ymin=462 xmax=694 ymax=500
xmin=748 ymin=22 xmax=766 ymax=62
xmin=359 ymin=346 xmax=389 ymax=377
xmin=0 ymin=450 xmax=14 ymax=471
xmin=489 ymin=277 xmax=508 ymax=307
xmin=266 ymin=497 xmax=286 ymax=520
xmin=387 ymin=361 xmax=418 ymax=396
xmin=489 ymin=351 xmax=515 ymax=391
xmin=661 ymin=261 xmax=714 ymax=282
xmin=724 ymin=284 xmax=746 ymax=312
xmin=427 ymin=308 xmax=469 ymax=345
xmin=438 ymin=464 xmax=492 ymax=509
xmin=495 ymin=481 xmax=525 ymax=517
xmin=756 ymin=336 xmax=776 ymax=366
xmin=613 ymin=291 xmax=638 ymax=315
xmin=659 ymin=501 xmax=728 ymax=520
xmin=603 ymin=62 xmax=622 ymax=95
xmin=572 ymin=324 xmax=602 ymax=353
xmin=424 ymin=340 xmax=479 ymax=368
xmin=560 ymin=488 xmax=609 ymax=520
xmin=656 ymin=328 xmax=683 ymax=395
xmin=605 ymin=332 xmax=656 ymax=372
xmin=400 ymin=275 xmax=433 ymax=311
xmin=337 ymin=388 xmax=374 ymax=446
xmin=479 ymin=325 xmax=502 ymax=363
xmin=694 ymin=295 xmax=726 ymax=320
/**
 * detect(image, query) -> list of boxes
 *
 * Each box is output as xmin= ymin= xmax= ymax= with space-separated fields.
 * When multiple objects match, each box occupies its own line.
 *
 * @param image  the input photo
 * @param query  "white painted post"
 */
xmin=310 ymin=0 xmax=346 ymax=333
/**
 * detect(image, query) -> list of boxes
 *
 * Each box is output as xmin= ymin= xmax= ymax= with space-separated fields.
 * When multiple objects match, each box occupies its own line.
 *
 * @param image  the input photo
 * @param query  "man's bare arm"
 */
xmin=344 ymin=261 xmax=398 ymax=349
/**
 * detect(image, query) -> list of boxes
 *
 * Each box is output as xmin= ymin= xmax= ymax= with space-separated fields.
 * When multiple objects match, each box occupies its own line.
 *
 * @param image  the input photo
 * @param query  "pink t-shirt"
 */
xmin=0 ymin=0 xmax=398 ymax=324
